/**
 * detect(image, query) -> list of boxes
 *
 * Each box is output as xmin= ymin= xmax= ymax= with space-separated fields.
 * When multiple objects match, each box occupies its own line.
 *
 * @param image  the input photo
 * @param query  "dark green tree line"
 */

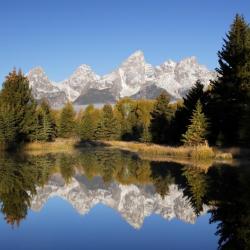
xmin=208 ymin=14 xmax=250 ymax=146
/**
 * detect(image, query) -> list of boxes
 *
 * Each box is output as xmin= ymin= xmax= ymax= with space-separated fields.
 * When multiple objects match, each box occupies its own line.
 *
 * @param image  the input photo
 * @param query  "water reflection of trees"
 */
xmin=0 ymin=151 xmax=249 ymax=249
xmin=207 ymin=165 xmax=250 ymax=250
xmin=0 ymin=154 xmax=55 ymax=226
xmin=182 ymin=166 xmax=209 ymax=215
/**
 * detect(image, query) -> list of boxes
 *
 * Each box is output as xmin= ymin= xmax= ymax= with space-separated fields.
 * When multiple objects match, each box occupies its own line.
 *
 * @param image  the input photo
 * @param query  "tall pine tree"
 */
xmin=115 ymin=98 xmax=135 ymax=140
xmin=239 ymin=24 xmax=250 ymax=145
xmin=0 ymin=105 xmax=16 ymax=148
xmin=58 ymin=102 xmax=76 ymax=138
xmin=150 ymin=92 xmax=174 ymax=144
xmin=0 ymin=69 xmax=37 ymax=143
xmin=79 ymin=105 xmax=100 ymax=141
xmin=208 ymin=14 xmax=250 ymax=145
xmin=95 ymin=104 xmax=120 ymax=140
xmin=34 ymin=100 xmax=57 ymax=141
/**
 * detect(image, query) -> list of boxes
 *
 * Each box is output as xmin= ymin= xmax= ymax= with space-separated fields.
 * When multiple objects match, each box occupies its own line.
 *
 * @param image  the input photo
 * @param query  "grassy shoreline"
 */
xmin=103 ymin=141 xmax=233 ymax=161
xmin=21 ymin=138 xmax=233 ymax=161
xmin=22 ymin=138 xmax=79 ymax=153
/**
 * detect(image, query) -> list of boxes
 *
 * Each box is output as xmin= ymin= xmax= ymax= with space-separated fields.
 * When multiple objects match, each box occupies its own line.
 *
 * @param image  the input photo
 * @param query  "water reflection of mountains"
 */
xmin=0 ymin=149 xmax=249 ymax=249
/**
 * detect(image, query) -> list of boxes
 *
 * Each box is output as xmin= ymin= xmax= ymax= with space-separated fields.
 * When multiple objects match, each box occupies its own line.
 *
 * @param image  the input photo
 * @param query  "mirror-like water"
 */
xmin=0 ymin=149 xmax=249 ymax=250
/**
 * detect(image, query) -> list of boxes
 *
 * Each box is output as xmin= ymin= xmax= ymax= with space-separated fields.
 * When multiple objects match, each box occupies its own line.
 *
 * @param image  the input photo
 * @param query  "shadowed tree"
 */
xmin=208 ymin=14 xmax=250 ymax=145
xmin=171 ymin=80 xmax=206 ymax=144
xmin=150 ymin=92 xmax=174 ymax=144
xmin=207 ymin=165 xmax=250 ymax=250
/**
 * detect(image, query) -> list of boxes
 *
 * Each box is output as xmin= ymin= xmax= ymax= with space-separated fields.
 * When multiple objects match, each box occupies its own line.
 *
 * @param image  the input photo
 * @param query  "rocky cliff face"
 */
xmin=27 ymin=51 xmax=216 ymax=107
xmin=31 ymin=174 xmax=208 ymax=229
xmin=27 ymin=67 xmax=68 ymax=107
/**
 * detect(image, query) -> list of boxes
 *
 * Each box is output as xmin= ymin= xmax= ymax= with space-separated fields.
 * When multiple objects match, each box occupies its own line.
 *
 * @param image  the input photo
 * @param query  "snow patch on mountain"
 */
xmin=27 ymin=51 xmax=216 ymax=107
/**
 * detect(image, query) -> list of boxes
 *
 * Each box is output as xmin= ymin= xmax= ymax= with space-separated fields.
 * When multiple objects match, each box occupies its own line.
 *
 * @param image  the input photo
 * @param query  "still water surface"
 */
xmin=0 ymin=149 xmax=249 ymax=250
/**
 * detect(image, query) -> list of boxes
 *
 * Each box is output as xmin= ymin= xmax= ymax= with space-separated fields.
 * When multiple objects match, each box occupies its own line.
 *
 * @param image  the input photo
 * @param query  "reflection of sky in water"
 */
xmin=30 ymin=175 xmax=206 ymax=229
xmin=0 ymin=197 xmax=218 ymax=250
xmin=0 ymin=150 xmax=248 ymax=250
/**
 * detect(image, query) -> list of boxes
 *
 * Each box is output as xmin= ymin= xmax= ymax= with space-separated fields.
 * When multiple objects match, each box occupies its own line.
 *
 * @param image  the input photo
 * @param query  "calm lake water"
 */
xmin=0 ymin=149 xmax=249 ymax=250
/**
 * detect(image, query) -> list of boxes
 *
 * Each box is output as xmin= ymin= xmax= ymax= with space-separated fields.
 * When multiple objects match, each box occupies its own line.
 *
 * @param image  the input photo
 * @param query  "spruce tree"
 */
xmin=0 ymin=69 xmax=37 ymax=142
xmin=182 ymin=100 xmax=208 ymax=146
xmin=239 ymin=98 xmax=250 ymax=146
xmin=239 ymin=26 xmax=250 ymax=145
xmin=58 ymin=102 xmax=76 ymax=138
xmin=95 ymin=104 xmax=120 ymax=140
xmin=208 ymin=14 xmax=250 ymax=145
xmin=115 ymin=98 xmax=135 ymax=140
xmin=150 ymin=92 xmax=174 ymax=144
xmin=127 ymin=104 xmax=143 ymax=141
xmin=0 ymin=105 xmax=16 ymax=148
xmin=171 ymin=80 xmax=206 ymax=144
xmin=79 ymin=105 xmax=99 ymax=141
xmin=126 ymin=102 xmax=153 ymax=142
xmin=34 ymin=100 xmax=57 ymax=141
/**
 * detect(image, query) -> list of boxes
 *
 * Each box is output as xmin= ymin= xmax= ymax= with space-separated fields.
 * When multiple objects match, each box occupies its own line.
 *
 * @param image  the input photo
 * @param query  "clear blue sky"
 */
xmin=0 ymin=0 xmax=250 ymax=83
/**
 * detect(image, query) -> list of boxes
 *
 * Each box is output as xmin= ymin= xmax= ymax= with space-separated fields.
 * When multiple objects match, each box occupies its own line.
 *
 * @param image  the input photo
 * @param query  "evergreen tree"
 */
xmin=150 ymin=92 xmax=173 ymax=144
xmin=208 ymin=14 xmax=250 ymax=145
xmin=0 ymin=105 xmax=16 ymax=148
xmin=95 ymin=104 xmax=120 ymax=140
xmin=127 ymin=104 xmax=144 ymax=141
xmin=34 ymin=100 xmax=57 ymax=141
xmin=239 ymin=102 xmax=250 ymax=146
xmin=126 ymin=102 xmax=153 ymax=142
xmin=182 ymin=100 xmax=208 ymax=146
xmin=239 ymin=27 xmax=250 ymax=145
xmin=79 ymin=105 xmax=99 ymax=141
xmin=0 ymin=69 xmax=37 ymax=142
xmin=115 ymin=98 xmax=135 ymax=140
xmin=58 ymin=102 xmax=76 ymax=138
xmin=171 ymin=80 xmax=206 ymax=144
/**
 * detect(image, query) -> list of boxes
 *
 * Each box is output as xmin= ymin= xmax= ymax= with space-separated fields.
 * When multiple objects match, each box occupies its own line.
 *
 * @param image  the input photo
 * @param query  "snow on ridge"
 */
xmin=27 ymin=51 xmax=216 ymax=107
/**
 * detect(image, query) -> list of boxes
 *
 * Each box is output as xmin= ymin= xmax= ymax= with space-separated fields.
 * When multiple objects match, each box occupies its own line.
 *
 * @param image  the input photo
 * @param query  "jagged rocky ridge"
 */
xmin=27 ymin=51 xmax=216 ymax=107
xmin=31 ymin=174 xmax=208 ymax=229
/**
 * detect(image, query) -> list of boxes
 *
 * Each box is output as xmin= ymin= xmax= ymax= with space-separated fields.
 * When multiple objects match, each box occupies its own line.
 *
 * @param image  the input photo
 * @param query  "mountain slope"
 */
xmin=27 ymin=67 xmax=68 ymax=107
xmin=27 ymin=51 xmax=216 ymax=107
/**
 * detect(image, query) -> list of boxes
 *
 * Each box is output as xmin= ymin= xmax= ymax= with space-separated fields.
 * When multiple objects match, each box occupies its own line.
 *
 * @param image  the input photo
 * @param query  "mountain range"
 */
xmin=31 ymin=173 xmax=208 ymax=229
xmin=27 ymin=51 xmax=216 ymax=107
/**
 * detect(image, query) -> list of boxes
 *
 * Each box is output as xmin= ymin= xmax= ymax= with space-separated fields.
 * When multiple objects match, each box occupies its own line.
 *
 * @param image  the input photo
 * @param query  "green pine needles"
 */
xmin=59 ymin=102 xmax=76 ymax=138
xmin=95 ymin=104 xmax=120 ymax=140
xmin=182 ymin=100 xmax=208 ymax=146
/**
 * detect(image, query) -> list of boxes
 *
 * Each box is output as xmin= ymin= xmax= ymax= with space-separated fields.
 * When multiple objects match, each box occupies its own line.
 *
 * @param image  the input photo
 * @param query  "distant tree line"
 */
xmin=0 ymin=14 xmax=250 ymax=149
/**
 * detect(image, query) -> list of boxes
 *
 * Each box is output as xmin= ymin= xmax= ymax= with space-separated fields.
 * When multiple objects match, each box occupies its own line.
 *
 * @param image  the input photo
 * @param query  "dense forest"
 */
xmin=0 ymin=14 xmax=250 ymax=150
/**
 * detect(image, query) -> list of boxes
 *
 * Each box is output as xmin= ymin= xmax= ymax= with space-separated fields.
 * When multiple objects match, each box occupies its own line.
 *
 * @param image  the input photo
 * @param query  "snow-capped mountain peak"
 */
xmin=58 ymin=64 xmax=100 ymax=102
xmin=27 ymin=51 xmax=216 ymax=107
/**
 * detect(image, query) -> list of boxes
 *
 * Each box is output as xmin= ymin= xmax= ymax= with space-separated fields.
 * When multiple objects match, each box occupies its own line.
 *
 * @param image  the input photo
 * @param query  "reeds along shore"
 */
xmin=22 ymin=139 xmax=233 ymax=161
xmin=103 ymin=141 xmax=233 ymax=160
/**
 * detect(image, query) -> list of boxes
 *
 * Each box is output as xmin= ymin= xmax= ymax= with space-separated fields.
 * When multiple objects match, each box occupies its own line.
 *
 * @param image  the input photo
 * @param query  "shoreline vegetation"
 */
xmin=22 ymin=138 xmax=234 ymax=162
